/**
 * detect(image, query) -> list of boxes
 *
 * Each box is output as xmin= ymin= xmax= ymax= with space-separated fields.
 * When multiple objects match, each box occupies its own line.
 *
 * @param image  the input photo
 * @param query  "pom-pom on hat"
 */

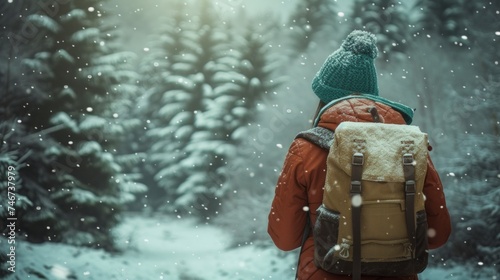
xmin=312 ymin=30 xmax=379 ymax=104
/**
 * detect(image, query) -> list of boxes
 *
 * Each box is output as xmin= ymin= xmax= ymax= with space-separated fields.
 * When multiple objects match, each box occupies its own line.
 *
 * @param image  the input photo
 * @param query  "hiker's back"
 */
xmin=269 ymin=29 xmax=451 ymax=280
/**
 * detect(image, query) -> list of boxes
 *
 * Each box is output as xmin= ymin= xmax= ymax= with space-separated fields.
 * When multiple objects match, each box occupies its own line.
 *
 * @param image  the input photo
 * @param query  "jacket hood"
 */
xmin=314 ymin=96 xmax=411 ymax=131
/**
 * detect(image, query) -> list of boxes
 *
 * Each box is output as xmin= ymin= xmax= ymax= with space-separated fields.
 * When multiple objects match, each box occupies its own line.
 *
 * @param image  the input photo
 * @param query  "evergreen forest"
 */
xmin=0 ymin=0 xmax=498 ymax=278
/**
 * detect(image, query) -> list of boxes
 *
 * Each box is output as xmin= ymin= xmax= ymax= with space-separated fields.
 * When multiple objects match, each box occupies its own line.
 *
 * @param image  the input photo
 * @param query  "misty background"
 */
xmin=0 ymin=0 xmax=499 ymax=278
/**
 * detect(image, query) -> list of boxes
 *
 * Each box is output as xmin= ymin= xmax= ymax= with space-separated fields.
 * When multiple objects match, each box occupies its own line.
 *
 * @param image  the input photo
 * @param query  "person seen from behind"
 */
xmin=267 ymin=30 xmax=451 ymax=280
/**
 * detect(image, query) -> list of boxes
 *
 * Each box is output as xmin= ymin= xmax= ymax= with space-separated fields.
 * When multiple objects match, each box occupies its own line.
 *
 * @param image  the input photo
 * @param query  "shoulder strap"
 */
xmin=295 ymin=127 xmax=334 ymax=150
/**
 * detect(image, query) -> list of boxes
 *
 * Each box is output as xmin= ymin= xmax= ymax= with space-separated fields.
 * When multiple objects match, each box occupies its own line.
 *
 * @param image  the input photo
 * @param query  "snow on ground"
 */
xmin=1 ymin=214 xmax=497 ymax=279
xmin=1 ymin=214 xmax=296 ymax=280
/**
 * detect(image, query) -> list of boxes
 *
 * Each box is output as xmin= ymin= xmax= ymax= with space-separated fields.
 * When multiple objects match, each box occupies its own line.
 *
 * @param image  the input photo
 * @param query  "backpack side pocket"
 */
xmin=313 ymin=205 xmax=342 ymax=272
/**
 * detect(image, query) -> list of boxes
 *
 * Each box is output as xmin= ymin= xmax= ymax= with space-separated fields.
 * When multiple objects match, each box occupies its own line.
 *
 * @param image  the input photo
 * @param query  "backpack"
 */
xmin=297 ymin=107 xmax=429 ymax=279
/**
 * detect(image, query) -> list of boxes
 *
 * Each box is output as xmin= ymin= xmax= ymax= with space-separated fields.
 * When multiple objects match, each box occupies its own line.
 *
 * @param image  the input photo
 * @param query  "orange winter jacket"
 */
xmin=268 ymin=98 xmax=451 ymax=280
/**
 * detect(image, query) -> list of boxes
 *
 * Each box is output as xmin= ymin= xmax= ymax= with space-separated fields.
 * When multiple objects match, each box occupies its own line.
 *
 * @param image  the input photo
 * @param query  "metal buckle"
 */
xmin=352 ymin=152 xmax=364 ymax=165
xmin=351 ymin=181 xmax=362 ymax=194
xmin=403 ymin=153 xmax=414 ymax=165
xmin=405 ymin=180 xmax=416 ymax=193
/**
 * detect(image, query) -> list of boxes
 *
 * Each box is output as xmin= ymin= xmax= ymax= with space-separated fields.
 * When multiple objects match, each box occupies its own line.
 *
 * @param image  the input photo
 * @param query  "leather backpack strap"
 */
xmin=350 ymin=153 xmax=364 ymax=280
xmin=403 ymin=154 xmax=417 ymax=264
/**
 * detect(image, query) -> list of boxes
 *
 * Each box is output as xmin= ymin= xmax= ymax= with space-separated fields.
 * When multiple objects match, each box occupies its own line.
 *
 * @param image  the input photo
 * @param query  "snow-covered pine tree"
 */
xmin=18 ymin=0 xmax=142 ymax=249
xmin=439 ymin=3 xmax=500 ymax=265
xmin=136 ymin=0 xmax=194 ymax=210
xmin=448 ymin=0 xmax=500 ymax=137
xmin=408 ymin=0 xmax=499 ymax=145
xmin=0 ymin=0 xmax=59 ymax=245
xmin=212 ymin=20 xmax=288 ymax=245
xmin=189 ymin=20 xmax=283 ymax=217
xmin=141 ymin=0 xmax=229 ymax=216
xmin=414 ymin=0 xmax=471 ymax=47
xmin=287 ymin=0 xmax=337 ymax=54
xmin=139 ymin=0 xmax=190 ymax=115
xmin=439 ymin=134 xmax=500 ymax=266
xmin=143 ymin=1 xmax=281 ymax=219
xmin=234 ymin=24 xmax=280 ymax=120
xmin=0 ymin=0 xmax=41 ymax=121
xmin=225 ymin=21 xmax=282 ymax=182
xmin=166 ymin=0 xmax=235 ymax=217
xmin=139 ymin=0 xmax=206 ymax=212
xmin=350 ymin=0 xmax=410 ymax=63
xmin=464 ymin=0 xmax=500 ymax=83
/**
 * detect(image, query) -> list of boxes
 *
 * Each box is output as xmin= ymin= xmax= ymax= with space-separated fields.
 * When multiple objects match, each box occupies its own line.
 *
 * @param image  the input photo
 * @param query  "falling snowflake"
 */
xmin=351 ymin=194 xmax=362 ymax=207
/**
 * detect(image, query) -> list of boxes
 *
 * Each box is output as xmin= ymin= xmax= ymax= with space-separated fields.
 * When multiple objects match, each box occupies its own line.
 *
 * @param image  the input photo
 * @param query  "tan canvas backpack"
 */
xmin=297 ymin=109 xmax=429 ymax=279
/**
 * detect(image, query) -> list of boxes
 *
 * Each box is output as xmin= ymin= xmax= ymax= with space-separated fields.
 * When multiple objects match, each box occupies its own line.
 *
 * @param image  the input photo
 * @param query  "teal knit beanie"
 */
xmin=312 ymin=30 xmax=379 ymax=104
